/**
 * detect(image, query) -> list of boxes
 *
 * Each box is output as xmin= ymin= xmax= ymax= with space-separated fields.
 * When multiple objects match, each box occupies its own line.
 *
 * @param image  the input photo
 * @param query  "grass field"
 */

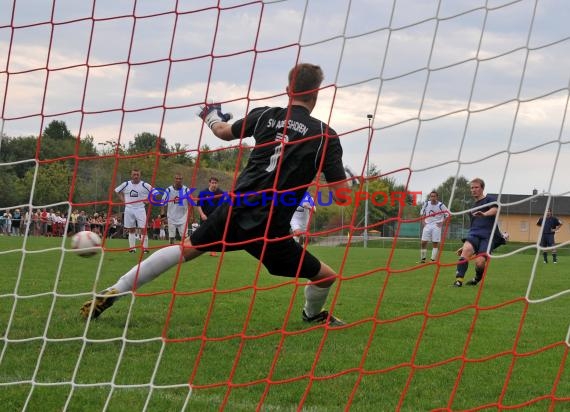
xmin=1 ymin=235 xmax=569 ymax=411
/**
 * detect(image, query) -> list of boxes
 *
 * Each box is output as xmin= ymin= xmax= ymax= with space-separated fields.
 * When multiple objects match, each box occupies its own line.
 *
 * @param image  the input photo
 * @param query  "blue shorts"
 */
xmin=465 ymin=235 xmax=491 ymax=255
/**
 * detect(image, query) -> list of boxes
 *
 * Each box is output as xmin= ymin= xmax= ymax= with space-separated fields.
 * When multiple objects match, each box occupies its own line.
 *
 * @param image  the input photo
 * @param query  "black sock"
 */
xmin=543 ymin=252 xmax=548 ymax=262
xmin=475 ymin=266 xmax=484 ymax=281
xmin=456 ymin=257 xmax=468 ymax=279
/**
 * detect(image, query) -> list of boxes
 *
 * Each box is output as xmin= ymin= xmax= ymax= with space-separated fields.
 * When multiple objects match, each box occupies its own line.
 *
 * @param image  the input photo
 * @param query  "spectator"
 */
xmin=40 ymin=208 xmax=48 ymax=236
xmin=0 ymin=212 xmax=5 ymax=235
xmin=151 ymin=215 xmax=162 ymax=240
xmin=70 ymin=210 xmax=79 ymax=234
xmin=77 ymin=210 xmax=87 ymax=232
xmin=47 ymin=209 xmax=55 ymax=236
xmin=11 ymin=209 xmax=21 ymax=236
xmin=108 ymin=215 xmax=119 ymax=238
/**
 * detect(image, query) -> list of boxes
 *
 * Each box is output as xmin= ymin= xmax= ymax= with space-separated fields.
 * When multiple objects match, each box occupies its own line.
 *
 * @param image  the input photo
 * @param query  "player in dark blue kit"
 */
xmin=197 ymin=176 xmax=224 ymax=256
xmin=197 ymin=177 xmax=224 ymax=223
xmin=81 ymin=63 xmax=349 ymax=326
xmin=537 ymin=208 xmax=563 ymax=264
xmin=453 ymin=178 xmax=501 ymax=287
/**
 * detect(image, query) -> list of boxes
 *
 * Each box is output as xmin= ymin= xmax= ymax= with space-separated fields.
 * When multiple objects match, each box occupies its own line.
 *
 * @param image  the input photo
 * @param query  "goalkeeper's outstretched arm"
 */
xmin=198 ymin=102 xmax=236 ymax=141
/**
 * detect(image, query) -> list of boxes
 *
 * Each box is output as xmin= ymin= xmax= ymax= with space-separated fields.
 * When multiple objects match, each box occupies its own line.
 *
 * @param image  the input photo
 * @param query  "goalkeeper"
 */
xmin=453 ymin=178 xmax=504 ymax=287
xmin=81 ymin=63 xmax=349 ymax=327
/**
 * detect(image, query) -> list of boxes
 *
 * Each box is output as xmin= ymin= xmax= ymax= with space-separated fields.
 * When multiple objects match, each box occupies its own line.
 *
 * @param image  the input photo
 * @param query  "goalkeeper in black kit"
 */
xmin=81 ymin=63 xmax=349 ymax=327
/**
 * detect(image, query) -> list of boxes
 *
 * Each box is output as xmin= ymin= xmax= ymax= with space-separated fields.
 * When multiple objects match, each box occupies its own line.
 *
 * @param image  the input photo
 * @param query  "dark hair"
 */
xmin=288 ymin=63 xmax=324 ymax=102
xmin=209 ymin=177 xmax=218 ymax=183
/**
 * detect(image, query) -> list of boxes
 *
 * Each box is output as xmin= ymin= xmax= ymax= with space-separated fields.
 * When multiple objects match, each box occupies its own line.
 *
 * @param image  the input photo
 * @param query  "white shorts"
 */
xmin=421 ymin=224 xmax=442 ymax=242
xmin=168 ymin=222 xmax=187 ymax=238
xmin=124 ymin=208 xmax=147 ymax=229
xmin=290 ymin=216 xmax=309 ymax=233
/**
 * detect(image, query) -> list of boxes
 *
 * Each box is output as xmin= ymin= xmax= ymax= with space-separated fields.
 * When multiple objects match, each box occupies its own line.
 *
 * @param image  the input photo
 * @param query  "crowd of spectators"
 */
xmin=0 ymin=208 xmax=122 ymax=238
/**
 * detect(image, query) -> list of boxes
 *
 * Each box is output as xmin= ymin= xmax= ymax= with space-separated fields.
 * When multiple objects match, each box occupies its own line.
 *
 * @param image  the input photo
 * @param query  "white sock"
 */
xmin=431 ymin=248 xmax=438 ymax=260
xmin=110 ymin=245 xmax=184 ymax=293
xmin=128 ymin=232 xmax=136 ymax=249
xmin=420 ymin=249 xmax=427 ymax=260
xmin=303 ymin=284 xmax=331 ymax=318
xmin=143 ymin=233 xmax=149 ymax=249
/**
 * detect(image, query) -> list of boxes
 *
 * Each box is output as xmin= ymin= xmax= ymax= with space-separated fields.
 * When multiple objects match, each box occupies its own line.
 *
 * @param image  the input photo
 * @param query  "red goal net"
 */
xmin=1 ymin=1 xmax=569 ymax=411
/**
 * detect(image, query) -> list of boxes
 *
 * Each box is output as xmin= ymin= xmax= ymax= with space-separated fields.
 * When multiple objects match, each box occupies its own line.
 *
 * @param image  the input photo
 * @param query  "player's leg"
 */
xmin=134 ymin=209 xmax=149 ymax=252
xmin=430 ymin=225 xmax=442 ymax=261
xmin=302 ymin=260 xmax=345 ymax=326
xmin=548 ymin=235 xmax=558 ymax=263
xmin=247 ymin=237 xmax=344 ymax=326
xmin=168 ymin=221 xmax=176 ymax=245
xmin=80 ymin=210 xmax=232 ymax=320
xmin=454 ymin=237 xmax=477 ymax=287
xmin=540 ymin=236 xmax=548 ymax=263
xmin=79 ymin=239 xmax=205 ymax=319
xmin=124 ymin=209 xmax=137 ymax=251
xmin=466 ymin=256 xmax=487 ymax=286
xmin=420 ymin=226 xmax=431 ymax=263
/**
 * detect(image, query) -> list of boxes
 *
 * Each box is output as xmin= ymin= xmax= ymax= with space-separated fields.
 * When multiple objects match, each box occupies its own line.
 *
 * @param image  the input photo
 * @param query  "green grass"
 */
xmin=1 ymin=235 xmax=570 ymax=411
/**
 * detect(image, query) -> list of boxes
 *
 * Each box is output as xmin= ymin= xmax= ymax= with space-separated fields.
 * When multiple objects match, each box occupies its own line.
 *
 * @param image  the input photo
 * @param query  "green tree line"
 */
xmin=0 ymin=120 xmax=448 ymax=234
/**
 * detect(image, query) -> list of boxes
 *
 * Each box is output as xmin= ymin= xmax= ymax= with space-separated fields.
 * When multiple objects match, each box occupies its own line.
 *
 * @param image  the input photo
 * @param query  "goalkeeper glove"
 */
xmin=198 ymin=102 xmax=233 ymax=129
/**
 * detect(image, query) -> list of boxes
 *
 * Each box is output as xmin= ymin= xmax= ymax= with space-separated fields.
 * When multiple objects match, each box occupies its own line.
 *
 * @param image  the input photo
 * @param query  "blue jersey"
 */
xmin=198 ymin=188 xmax=224 ymax=217
xmin=468 ymin=195 xmax=498 ymax=237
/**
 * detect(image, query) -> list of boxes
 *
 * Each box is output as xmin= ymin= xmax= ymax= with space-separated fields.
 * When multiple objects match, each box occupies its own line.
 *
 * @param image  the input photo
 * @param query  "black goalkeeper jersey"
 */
xmin=229 ymin=104 xmax=345 ymax=234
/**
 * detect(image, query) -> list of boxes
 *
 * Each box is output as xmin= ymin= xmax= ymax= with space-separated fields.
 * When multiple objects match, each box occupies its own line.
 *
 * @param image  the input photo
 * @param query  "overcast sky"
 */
xmin=1 ymin=0 xmax=569 ymax=207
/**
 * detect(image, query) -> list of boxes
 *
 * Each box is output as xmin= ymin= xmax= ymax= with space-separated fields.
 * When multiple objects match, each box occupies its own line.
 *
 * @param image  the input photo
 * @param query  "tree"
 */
xmin=168 ymin=142 xmax=194 ymax=165
xmin=210 ymin=144 xmax=251 ymax=172
xmin=43 ymin=120 xmax=73 ymax=140
xmin=433 ymin=176 xmax=471 ymax=211
xmin=97 ymin=140 xmax=126 ymax=156
xmin=197 ymin=144 xmax=213 ymax=168
xmin=21 ymin=162 xmax=73 ymax=205
xmin=128 ymin=132 xmax=170 ymax=154
xmin=0 ymin=135 xmax=37 ymax=177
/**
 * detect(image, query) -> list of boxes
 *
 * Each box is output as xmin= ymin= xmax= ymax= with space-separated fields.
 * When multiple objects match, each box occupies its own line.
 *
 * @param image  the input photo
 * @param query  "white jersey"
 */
xmin=115 ymin=180 xmax=152 ymax=209
xmin=164 ymin=185 xmax=191 ymax=226
xmin=290 ymin=195 xmax=315 ymax=231
xmin=420 ymin=200 xmax=448 ymax=225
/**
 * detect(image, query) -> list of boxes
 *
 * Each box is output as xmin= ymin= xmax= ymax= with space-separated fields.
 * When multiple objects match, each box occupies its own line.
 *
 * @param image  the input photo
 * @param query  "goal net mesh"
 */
xmin=1 ymin=0 xmax=569 ymax=410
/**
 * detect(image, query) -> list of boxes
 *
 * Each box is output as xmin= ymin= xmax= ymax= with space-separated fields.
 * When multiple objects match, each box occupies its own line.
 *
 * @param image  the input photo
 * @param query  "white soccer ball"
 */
xmin=71 ymin=231 xmax=102 ymax=257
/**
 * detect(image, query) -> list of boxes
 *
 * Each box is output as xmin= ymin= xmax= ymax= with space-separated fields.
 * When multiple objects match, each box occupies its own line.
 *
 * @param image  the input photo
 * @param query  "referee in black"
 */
xmin=81 ymin=63 xmax=350 ymax=326
xmin=537 ymin=208 xmax=563 ymax=264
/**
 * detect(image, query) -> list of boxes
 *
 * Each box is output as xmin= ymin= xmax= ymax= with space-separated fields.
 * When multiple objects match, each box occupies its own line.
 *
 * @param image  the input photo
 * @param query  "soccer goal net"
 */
xmin=1 ymin=1 xmax=569 ymax=410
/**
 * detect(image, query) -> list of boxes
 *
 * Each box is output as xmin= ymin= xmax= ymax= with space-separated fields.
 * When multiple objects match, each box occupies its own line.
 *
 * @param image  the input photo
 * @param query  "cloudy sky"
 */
xmin=1 ymin=0 xmax=569 ymax=205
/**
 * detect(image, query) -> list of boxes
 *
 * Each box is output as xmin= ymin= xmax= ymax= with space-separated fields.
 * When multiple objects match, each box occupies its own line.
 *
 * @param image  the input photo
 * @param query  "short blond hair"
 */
xmin=470 ymin=178 xmax=485 ymax=189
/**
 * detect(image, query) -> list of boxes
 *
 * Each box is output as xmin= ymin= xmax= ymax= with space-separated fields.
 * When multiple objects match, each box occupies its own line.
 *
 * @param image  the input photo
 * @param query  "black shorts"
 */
xmin=190 ymin=204 xmax=321 ymax=279
xmin=540 ymin=233 xmax=555 ymax=248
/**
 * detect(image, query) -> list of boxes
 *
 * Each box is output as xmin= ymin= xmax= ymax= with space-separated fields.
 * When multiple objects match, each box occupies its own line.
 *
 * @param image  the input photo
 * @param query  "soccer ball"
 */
xmin=71 ymin=231 xmax=102 ymax=257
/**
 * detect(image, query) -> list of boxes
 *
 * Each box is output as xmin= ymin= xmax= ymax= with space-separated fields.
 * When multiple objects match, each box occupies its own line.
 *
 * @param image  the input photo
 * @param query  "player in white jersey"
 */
xmin=160 ymin=173 xmax=191 ymax=245
xmin=290 ymin=192 xmax=316 ymax=243
xmin=114 ymin=169 xmax=152 ymax=253
xmin=419 ymin=191 xmax=449 ymax=263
